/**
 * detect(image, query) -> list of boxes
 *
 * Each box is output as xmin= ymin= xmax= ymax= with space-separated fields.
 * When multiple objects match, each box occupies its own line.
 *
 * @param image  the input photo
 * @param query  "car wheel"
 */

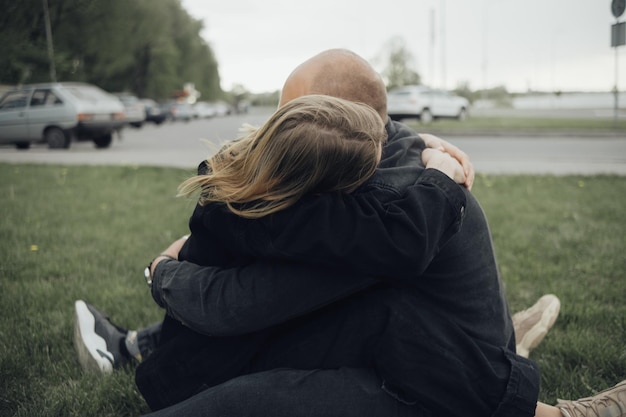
xmin=46 ymin=127 xmax=70 ymax=149
xmin=130 ymin=122 xmax=143 ymax=128
xmin=457 ymin=108 xmax=468 ymax=121
xmin=94 ymin=133 xmax=113 ymax=148
xmin=420 ymin=109 xmax=433 ymax=124
xmin=15 ymin=142 xmax=31 ymax=150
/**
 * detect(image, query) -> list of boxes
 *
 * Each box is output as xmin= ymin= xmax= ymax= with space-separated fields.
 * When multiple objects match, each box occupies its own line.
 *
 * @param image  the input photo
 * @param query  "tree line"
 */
xmin=0 ymin=0 xmax=222 ymax=101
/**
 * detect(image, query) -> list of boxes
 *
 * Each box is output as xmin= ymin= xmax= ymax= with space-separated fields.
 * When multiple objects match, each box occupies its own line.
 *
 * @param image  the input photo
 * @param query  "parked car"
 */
xmin=387 ymin=85 xmax=469 ymax=123
xmin=141 ymin=99 xmax=166 ymax=125
xmin=0 ymin=82 xmax=125 ymax=149
xmin=114 ymin=93 xmax=145 ymax=128
xmin=212 ymin=101 xmax=232 ymax=116
xmin=161 ymin=101 xmax=193 ymax=122
xmin=192 ymin=101 xmax=217 ymax=119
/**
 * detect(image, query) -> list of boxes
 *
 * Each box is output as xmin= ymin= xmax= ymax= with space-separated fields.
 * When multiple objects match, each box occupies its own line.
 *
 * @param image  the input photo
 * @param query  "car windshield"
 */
xmin=63 ymin=85 xmax=112 ymax=102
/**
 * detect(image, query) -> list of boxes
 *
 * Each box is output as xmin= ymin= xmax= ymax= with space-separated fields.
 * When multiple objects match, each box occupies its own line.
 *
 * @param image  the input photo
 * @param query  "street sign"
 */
xmin=610 ymin=0 xmax=624 ymax=124
xmin=612 ymin=21 xmax=626 ymax=47
xmin=612 ymin=0 xmax=625 ymax=18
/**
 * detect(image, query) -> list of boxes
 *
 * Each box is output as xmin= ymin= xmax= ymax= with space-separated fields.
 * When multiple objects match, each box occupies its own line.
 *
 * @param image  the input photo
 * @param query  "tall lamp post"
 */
xmin=611 ymin=0 xmax=625 ymax=123
xmin=43 ymin=0 xmax=56 ymax=82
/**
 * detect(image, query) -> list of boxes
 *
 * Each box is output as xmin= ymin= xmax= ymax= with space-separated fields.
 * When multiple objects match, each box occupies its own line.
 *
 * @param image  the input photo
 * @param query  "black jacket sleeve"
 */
xmin=151 ymin=259 xmax=378 ymax=336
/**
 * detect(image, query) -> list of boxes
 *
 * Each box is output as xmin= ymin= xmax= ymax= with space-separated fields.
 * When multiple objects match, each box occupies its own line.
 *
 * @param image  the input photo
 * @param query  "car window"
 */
xmin=50 ymin=91 xmax=63 ymax=105
xmin=0 ymin=91 xmax=30 ymax=110
xmin=30 ymin=90 xmax=48 ymax=107
xmin=30 ymin=89 xmax=64 ymax=107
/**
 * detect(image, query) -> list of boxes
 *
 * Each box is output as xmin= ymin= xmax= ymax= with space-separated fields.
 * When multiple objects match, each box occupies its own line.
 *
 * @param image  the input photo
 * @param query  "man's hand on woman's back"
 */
xmin=420 ymin=133 xmax=474 ymax=190
xmin=422 ymin=148 xmax=468 ymax=187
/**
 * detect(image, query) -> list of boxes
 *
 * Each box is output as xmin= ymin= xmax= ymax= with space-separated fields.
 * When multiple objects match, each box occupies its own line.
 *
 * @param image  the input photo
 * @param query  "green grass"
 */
xmin=403 ymin=116 xmax=626 ymax=134
xmin=1 ymin=164 xmax=625 ymax=416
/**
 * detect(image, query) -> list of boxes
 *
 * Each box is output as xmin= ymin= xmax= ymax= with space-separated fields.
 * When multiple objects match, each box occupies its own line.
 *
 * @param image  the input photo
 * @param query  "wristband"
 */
xmin=144 ymin=254 xmax=176 ymax=287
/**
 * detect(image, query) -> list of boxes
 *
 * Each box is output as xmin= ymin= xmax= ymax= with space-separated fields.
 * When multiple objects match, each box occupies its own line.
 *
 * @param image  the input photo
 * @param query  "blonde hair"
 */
xmin=178 ymin=94 xmax=387 ymax=218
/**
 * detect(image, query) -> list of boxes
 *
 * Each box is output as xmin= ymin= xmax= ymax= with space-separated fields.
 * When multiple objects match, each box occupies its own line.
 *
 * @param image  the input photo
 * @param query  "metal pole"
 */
xmin=441 ymin=0 xmax=447 ymax=90
xmin=43 ymin=0 xmax=56 ymax=82
xmin=430 ymin=8 xmax=435 ymax=87
xmin=613 ymin=18 xmax=620 ymax=122
xmin=481 ymin=0 xmax=488 ymax=100
xmin=615 ymin=43 xmax=619 ymax=124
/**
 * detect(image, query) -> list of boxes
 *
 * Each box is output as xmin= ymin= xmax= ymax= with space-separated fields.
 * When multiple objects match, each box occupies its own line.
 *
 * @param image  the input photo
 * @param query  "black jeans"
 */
xmin=136 ymin=285 xmax=539 ymax=417
xmin=137 ymin=286 xmax=390 ymax=410
xmin=142 ymin=368 xmax=428 ymax=417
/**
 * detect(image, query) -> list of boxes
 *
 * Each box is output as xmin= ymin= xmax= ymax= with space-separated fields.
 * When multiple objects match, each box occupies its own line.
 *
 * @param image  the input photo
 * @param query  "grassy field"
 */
xmin=402 ymin=115 xmax=626 ymax=135
xmin=0 ymin=163 xmax=625 ymax=416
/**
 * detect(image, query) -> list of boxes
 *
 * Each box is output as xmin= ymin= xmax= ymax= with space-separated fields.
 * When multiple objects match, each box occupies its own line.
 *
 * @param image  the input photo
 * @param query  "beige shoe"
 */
xmin=511 ymin=294 xmax=560 ymax=358
xmin=557 ymin=380 xmax=626 ymax=417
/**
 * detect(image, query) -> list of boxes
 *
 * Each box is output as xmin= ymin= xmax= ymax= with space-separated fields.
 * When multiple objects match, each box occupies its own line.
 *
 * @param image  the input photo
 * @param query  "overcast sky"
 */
xmin=181 ymin=0 xmax=624 ymax=94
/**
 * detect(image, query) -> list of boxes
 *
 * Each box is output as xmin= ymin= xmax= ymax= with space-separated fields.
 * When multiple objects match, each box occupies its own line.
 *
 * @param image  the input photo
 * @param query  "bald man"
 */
xmin=280 ymin=49 xmax=389 ymax=119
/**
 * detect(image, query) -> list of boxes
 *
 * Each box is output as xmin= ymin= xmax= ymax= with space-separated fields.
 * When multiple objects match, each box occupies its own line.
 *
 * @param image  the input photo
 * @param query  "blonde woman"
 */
xmin=175 ymin=93 xmax=388 ymax=268
xmin=180 ymin=94 xmax=386 ymax=218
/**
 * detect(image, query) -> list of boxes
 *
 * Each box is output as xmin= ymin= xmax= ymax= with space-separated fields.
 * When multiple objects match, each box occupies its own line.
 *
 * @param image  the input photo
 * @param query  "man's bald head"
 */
xmin=279 ymin=49 xmax=388 ymax=120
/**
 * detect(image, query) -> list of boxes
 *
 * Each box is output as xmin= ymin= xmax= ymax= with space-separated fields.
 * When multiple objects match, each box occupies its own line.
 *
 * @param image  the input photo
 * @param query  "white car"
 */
xmin=0 ymin=82 xmax=125 ymax=149
xmin=162 ymin=101 xmax=194 ymax=122
xmin=193 ymin=101 xmax=217 ymax=119
xmin=212 ymin=101 xmax=232 ymax=116
xmin=115 ymin=93 xmax=146 ymax=128
xmin=387 ymin=85 xmax=469 ymax=123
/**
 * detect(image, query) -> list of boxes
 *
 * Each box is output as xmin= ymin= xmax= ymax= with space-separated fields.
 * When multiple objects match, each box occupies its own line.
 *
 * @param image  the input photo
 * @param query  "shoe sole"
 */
xmin=517 ymin=295 xmax=561 ymax=357
xmin=73 ymin=300 xmax=114 ymax=374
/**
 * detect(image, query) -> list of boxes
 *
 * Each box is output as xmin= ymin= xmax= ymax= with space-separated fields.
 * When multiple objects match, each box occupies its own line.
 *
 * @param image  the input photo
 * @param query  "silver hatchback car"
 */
xmin=387 ymin=85 xmax=469 ymax=124
xmin=0 ymin=82 xmax=125 ymax=149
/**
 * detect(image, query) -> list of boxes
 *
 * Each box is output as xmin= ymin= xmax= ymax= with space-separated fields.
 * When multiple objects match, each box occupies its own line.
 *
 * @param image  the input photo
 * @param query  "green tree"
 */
xmin=453 ymin=81 xmax=479 ymax=104
xmin=478 ymin=85 xmax=512 ymax=107
xmin=379 ymin=37 xmax=421 ymax=90
xmin=0 ymin=0 xmax=222 ymax=101
xmin=0 ymin=0 xmax=51 ymax=83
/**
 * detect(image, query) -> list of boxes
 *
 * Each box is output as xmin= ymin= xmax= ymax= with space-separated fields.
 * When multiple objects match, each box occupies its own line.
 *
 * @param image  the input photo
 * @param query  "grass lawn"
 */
xmin=0 ymin=163 xmax=625 ymax=416
xmin=402 ymin=115 xmax=626 ymax=135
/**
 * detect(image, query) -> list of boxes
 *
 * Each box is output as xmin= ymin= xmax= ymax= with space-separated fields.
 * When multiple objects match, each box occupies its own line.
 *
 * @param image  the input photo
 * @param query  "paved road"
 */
xmin=1 ymin=109 xmax=625 ymax=175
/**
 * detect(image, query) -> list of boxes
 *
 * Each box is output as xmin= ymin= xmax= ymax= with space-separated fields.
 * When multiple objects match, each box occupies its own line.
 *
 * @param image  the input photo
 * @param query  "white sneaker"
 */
xmin=73 ymin=300 xmax=129 ymax=374
xmin=512 ymin=294 xmax=561 ymax=358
